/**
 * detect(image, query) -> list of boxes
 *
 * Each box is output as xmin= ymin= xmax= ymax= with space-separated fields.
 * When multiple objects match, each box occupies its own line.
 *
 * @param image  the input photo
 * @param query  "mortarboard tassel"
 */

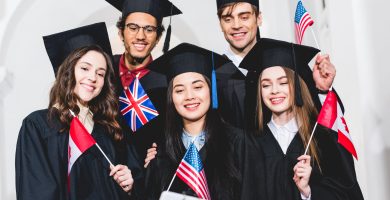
xmin=163 ymin=24 xmax=171 ymax=53
xmin=211 ymin=53 xmax=218 ymax=109
xmin=291 ymin=43 xmax=303 ymax=106
xmin=163 ymin=5 xmax=173 ymax=54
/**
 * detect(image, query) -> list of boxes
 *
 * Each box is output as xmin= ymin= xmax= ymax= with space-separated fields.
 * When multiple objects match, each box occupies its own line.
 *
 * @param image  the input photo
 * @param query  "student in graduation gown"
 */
xmin=144 ymin=43 xmax=242 ymax=200
xmin=104 ymin=0 xmax=182 ymax=161
xmin=239 ymin=38 xmax=363 ymax=200
xmin=15 ymin=22 xmax=143 ymax=200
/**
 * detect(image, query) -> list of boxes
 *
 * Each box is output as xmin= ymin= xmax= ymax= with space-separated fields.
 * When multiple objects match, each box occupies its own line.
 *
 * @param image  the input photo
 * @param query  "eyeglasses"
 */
xmin=125 ymin=23 xmax=158 ymax=36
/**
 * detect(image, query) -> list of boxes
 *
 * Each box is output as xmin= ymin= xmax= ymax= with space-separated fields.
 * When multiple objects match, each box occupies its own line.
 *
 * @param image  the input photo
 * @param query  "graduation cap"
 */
xmin=105 ymin=0 xmax=182 ymax=53
xmin=239 ymin=38 xmax=320 ymax=107
xmin=149 ymin=43 xmax=231 ymax=109
xmin=216 ymin=0 xmax=259 ymax=10
xmin=43 ymin=22 xmax=112 ymax=76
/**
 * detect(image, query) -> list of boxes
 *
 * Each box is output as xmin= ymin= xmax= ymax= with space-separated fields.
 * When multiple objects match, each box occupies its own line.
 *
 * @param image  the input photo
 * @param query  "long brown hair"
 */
xmin=256 ymin=67 xmax=320 ymax=167
xmin=48 ymin=45 xmax=122 ymax=141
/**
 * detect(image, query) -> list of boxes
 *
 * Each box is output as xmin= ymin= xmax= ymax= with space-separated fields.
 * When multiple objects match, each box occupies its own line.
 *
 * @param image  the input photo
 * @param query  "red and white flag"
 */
xmin=68 ymin=116 xmax=96 ymax=175
xmin=317 ymin=90 xmax=358 ymax=159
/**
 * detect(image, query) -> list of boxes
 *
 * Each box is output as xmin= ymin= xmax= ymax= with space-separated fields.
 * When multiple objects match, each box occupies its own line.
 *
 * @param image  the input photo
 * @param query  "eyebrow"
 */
xmin=261 ymin=76 xmax=288 ymax=82
xmin=79 ymin=61 xmax=106 ymax=71
xmin=173 ymin=79 xmax=204 ymax=89
xmin=221 ymin=11 xmax=253 ymax=18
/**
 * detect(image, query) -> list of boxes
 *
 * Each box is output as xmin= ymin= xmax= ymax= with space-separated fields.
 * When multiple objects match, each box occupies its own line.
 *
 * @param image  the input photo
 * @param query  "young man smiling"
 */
xmin=105 ymin=0 xmax=182 ymax=160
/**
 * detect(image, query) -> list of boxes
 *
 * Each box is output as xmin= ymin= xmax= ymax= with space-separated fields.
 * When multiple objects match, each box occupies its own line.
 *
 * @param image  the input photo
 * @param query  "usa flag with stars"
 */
xmin=119 ymin=76 xmax=159 ymax=132
xmin=294 ymin=0 xmax=314 ymax=44
xmin=176 ymin=142 xmax=211 ymax=200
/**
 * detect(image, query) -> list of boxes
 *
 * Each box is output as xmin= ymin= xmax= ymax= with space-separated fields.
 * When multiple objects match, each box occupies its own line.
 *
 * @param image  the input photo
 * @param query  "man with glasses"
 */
xmin=105 ymin=0 xmax=181 ymax=160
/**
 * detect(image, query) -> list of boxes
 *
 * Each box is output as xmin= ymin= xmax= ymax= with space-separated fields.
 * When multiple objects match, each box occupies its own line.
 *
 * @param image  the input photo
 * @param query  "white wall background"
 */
xmin=1 ymin=0 xmax=389 ymax=199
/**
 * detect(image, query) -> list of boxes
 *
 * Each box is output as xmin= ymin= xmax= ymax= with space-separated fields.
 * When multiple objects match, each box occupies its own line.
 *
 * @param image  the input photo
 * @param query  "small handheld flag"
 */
xmin=317 ymin=90 xmax=358 ymax=159
xmin=294 ymin=1 xmax=314 ymax=44
xmin=119 ymin=75 xmax=159 ymax=132
xmin=171 ymin=143 xmax=211 ymax=200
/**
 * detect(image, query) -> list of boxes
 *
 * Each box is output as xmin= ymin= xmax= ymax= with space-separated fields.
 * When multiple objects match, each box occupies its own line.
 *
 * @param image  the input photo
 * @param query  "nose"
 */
xmin=232 ymin=17 xmax=242 ymax=29
xmin=135 ymin=28 xmax=146 ymax=40
xmin=271 ymin=84 xmax=279 ymax=94
xmin=184 ymin=89 xmax=195 ymax=101
xmin=88 ymin=71 xmax=97 ymax=82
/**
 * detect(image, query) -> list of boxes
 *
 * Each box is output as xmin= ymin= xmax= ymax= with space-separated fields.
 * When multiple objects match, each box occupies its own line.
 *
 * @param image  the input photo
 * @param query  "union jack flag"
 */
xmin=119 ymin=76 xmax=159 ymax=132
xmin=176 ymin=142 xmax=211 ymax=200
xmin=294 ymin=1 xmax=314 ymax=44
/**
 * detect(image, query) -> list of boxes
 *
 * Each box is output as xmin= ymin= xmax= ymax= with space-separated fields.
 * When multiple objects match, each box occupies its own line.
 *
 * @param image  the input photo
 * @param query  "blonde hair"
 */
xmin=256 ymin=67 xmax=321 ymax=167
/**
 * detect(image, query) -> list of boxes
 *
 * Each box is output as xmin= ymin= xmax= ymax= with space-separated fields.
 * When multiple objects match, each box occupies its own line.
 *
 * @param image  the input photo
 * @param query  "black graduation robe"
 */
xmin=245 ymin=126 xmax=349 ymax=200
xmin=144 ymin=124 xmax=242 ymax=200
xmin=113 ymin=55 xmax=167 ymax=161
xmin=15 ymin=109 xmax=144 ymax=200
xmin=216 ymin=61 xmax=261 ymax=130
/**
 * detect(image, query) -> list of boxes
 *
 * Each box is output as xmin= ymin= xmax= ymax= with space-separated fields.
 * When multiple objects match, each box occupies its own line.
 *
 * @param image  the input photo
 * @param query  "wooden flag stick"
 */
xmin=310 ymin=27 xmax=321 ymax=50
xmin=304 ymin=122 xmax=318 ymax=155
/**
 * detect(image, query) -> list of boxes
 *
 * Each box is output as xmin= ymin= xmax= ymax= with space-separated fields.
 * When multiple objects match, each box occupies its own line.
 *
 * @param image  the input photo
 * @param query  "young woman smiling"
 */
xmin=15 ymin=23 xmax=143 ymax=200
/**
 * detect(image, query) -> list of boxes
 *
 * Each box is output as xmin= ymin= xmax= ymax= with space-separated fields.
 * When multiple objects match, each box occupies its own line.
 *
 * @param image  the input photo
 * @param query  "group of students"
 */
xmin=15 ymin=0 xmax=364 ymax=199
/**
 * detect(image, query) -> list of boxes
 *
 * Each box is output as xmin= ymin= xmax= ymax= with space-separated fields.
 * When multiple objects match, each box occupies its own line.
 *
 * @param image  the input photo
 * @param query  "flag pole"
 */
xmin=68 ymin=109 xmax=114 ymax=167
xmin=310 ymin=27 xmax=321 ymax=50
xmin=303 ymin=86 xmax=333 ymax=155
xmin=167 ymin=137 xmax=197 ymax=191
xmin=304 ymin=122 xmax=318 ymax=155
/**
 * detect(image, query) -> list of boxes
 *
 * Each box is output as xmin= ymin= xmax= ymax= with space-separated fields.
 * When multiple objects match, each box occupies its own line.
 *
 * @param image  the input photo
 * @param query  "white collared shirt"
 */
xmin=224 ymin=47 xmax=248 ymax=76
xmin=267 ymin=117 xmax=299 ymax=154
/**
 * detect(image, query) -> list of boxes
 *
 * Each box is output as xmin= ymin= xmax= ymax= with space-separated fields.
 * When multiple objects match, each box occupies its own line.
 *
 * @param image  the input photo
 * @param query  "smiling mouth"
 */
xmin=133 ymin=43 xmax=148 ymax=51
xmin=270 ymin=97 xmax=285 ymax=105
xmin=81 ymin=83 xmax=95 ymax=92
xmin=184 ymin=103 xmax=200 ymax=110
xmin=231 ymin=32 xmax=246 ymax=39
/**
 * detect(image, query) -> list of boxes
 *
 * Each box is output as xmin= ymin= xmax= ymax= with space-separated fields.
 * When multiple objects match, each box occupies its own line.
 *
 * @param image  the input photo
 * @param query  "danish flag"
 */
xmin=119 ymin=76 xmax=159 ymax=132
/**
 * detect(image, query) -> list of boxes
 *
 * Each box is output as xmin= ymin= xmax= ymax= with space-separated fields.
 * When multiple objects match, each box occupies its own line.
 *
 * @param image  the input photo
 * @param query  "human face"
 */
xmin=172 ymin=72 xmax=211 ymax=125
xmin=120 ymin=12 xmax=159 ymax=62
xmin=73 ymin=50 xmax=107 ymax=104
xmin=219 ymin=3 xmax=262 ymax=55
xmin=260 ymin=67 xmax=293 ymax=117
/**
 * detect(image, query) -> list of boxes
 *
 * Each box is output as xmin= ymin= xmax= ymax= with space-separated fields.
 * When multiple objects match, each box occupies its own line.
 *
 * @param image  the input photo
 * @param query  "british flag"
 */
xmin=294 ymin=0 xmax=314 ymax=44
xmin=119 ymin=76 xmax=159 ymax=132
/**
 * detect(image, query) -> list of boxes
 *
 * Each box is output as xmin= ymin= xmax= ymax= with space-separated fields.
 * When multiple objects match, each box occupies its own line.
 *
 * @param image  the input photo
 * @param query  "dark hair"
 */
xmin=48 ymin=45 xmax=123 ymax=141
xmin=165 ymin=75 xmax=240 ymax=199
xmin=217 ymin=2 xmax=260 ymax=19
xmin=116 ymin=14 xmax=165 ymax=39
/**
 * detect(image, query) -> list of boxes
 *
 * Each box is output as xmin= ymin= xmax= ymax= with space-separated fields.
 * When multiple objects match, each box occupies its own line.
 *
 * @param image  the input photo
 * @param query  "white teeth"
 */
xmin=232 ymin=33 xmax=245 ymax=37
xmin=185 ymin=103 xmax=199 ymax=108
xmin=271 ymin=98 xmax=284 ymax=102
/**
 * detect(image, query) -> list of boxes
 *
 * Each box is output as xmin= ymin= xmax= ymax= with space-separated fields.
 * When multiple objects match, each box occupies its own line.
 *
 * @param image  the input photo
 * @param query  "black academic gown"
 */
xmin=247 ymin=126 xmax=349 ymax=200
xmin=113 ymin=55 xmax=167 ymax=161
xmin=216 ymin=61 xmax=248 ymax=128
xmin=144 ymin=124 xmax=242 ymax=200
xmin=15 ymin=109 xmax=144 ymax=200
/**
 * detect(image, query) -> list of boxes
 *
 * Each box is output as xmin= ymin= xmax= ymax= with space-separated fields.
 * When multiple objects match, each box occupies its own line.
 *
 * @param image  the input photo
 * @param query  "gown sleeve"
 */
xmin=15 ymin=115 xmax=62 ymax=200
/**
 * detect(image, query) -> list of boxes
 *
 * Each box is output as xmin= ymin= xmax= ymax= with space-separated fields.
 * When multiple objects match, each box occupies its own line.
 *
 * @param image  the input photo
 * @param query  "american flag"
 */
xmin=119 ymin=76 xmax=159 ymax=132
xmin=294 ymin=1 xmax=314 ymax=44
xmin=176 ymin=143 xmax=211 ymax=200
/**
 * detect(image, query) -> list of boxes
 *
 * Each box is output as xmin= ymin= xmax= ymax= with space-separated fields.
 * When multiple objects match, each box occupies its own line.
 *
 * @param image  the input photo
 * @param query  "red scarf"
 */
xmin=119 ymin=54 xmax=152 ymax=89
